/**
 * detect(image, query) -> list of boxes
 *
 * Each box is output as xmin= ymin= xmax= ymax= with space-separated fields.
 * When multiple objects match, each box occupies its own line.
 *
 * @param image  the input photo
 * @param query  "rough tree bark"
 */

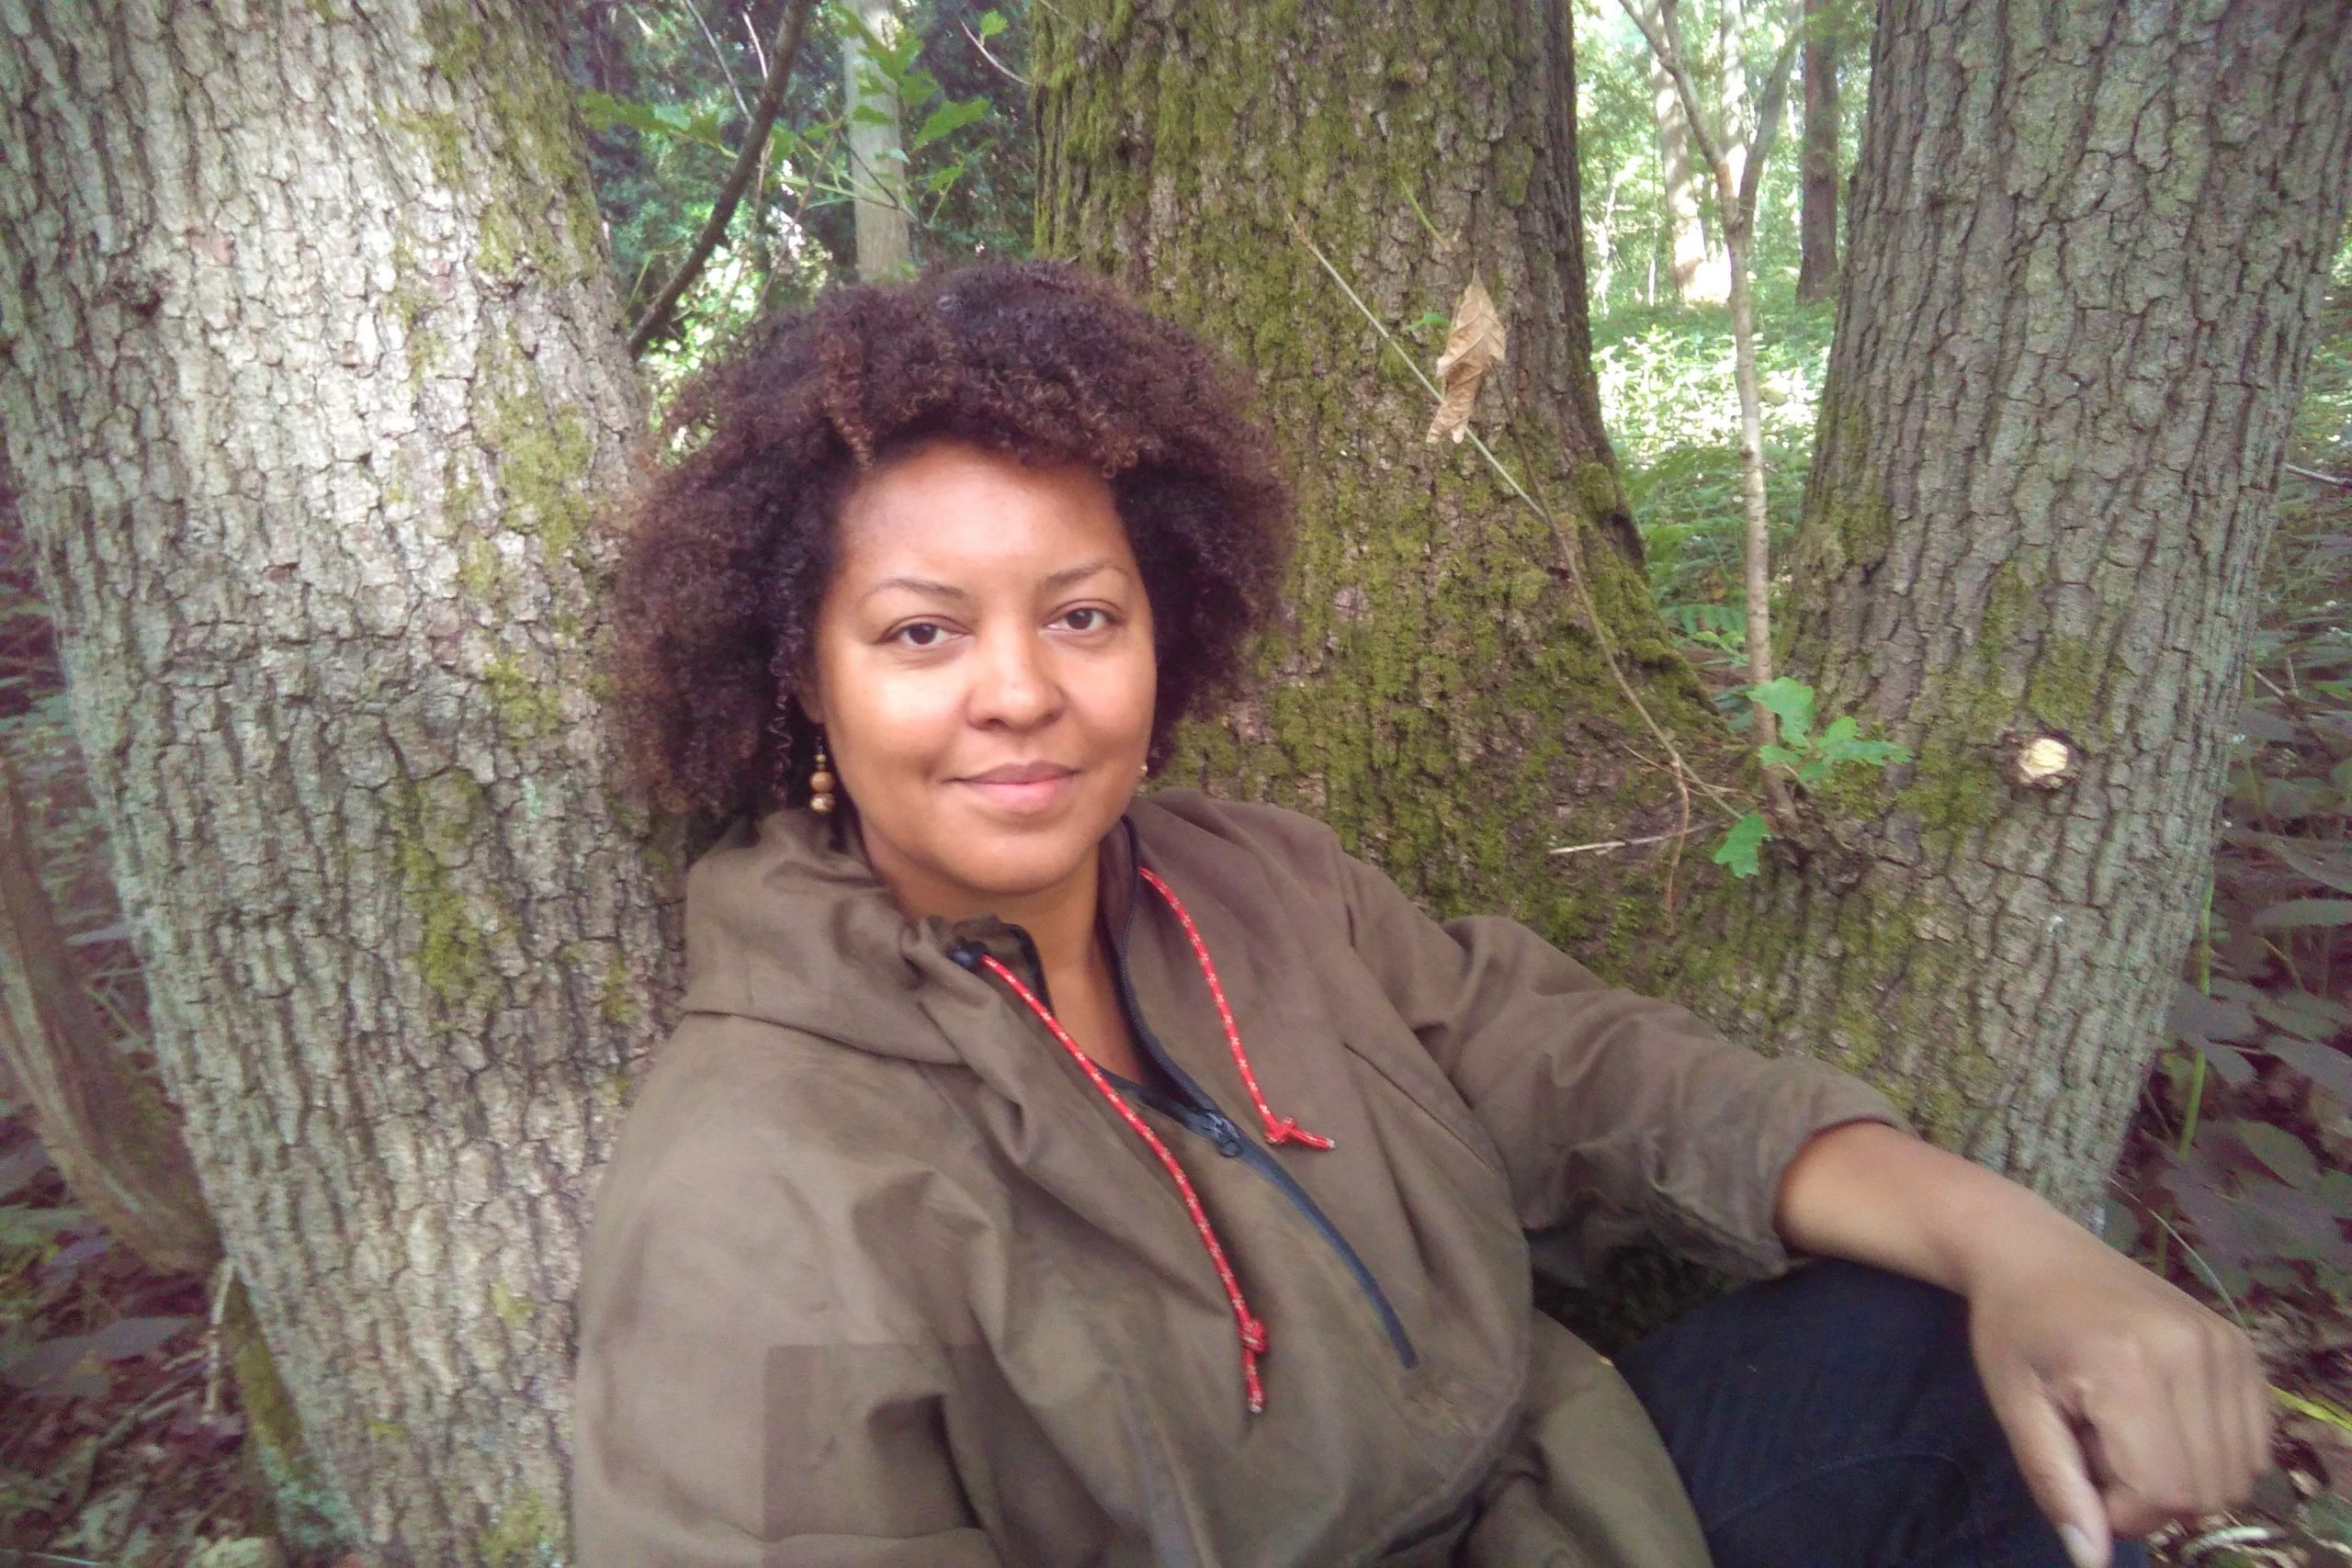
xmin=1670 ymin=0 xmax=2352 ymax=1219
xmin=1793 ymin=0 xmax=1839 ymax=303
xmin=1035 ymin=0 xmax=1736 ymax=935
xmin=0 ymin=1 xmax=675 ymax=1562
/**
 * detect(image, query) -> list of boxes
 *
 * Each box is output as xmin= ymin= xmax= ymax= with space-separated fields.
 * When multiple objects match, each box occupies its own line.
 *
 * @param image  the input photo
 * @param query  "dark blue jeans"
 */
xmin=1617 ymin=1259 xmax=2151 ymax=1568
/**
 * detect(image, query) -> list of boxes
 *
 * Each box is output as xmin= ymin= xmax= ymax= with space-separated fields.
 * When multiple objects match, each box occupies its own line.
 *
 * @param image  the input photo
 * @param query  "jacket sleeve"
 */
xmin=571 ymin=1030 xmax=1001 ymax=1568
xmin=1325 ymin=835 xmax=1914 ymax=1284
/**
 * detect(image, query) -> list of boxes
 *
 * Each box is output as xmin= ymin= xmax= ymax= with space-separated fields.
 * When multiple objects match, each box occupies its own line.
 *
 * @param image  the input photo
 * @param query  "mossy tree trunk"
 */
xmin=1035 ymin=0 xmax=1737 ymax=943
xmin=0 ymin=1 xmax=676 ymax=1561
xmin=1667 ymin=0 xmax=2352 ymax=1219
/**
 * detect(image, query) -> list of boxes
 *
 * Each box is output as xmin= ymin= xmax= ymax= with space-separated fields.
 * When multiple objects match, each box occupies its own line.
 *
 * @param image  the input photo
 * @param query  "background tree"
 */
xmin=1039 ymin=0 xmax=2352 ymax=1235
xmin=841 ymin=0 xmax=916 ymax=276
xmin=1669 ymin=0 xmax=2352 ymax=1220
xmin=0 ymin=2 xmax=674 ymax=1561
xmin=1792 ymin=0 xmax=1839 ymax=302
xmin=574 ymin=0 xmax=1024 ymax=373
xmin=1642 ymin=1 xmax=1724 ymax=302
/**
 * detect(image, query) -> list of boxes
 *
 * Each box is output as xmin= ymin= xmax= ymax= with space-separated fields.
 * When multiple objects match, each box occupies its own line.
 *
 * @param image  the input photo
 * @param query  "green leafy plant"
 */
xmin=1711 ymin=677 xmax=1910 ymax=876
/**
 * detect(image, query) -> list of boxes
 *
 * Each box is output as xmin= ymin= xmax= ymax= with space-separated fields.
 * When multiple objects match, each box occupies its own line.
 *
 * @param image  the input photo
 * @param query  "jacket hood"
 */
xmin=676 ymin=804 xmax=1140 ymax=1063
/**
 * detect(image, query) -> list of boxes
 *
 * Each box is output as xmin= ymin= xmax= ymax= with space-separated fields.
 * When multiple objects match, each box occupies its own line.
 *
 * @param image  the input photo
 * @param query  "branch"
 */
xmin=1548 ymin=822 xmax=1717 ymax=856
xmin=1736 ymin=20 xmax=1805 ymax=222
xmin=627 ymin=0 xmax=818 ymax=357
xmin=688 ymin=0 xmax=751 ymax=118
xmin=2286 ymin=461 xmax=2352 ymax=489
xmin=958 ymin=17 xmax=1032 ymax=86
xmin=1618 ymin=0 xmax=1726 ymax=176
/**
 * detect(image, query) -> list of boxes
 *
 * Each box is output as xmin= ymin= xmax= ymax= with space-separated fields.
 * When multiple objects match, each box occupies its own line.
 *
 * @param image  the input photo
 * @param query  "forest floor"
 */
xmin=2 ymin=272 xmax=2348 ymax=1563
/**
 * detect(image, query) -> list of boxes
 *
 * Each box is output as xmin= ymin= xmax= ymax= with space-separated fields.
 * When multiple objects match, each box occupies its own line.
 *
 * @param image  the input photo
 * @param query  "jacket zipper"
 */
xmin=1135 ymin=1085 xmax=1419 ymax=1371
xmin=1097 ymin=829 xmax=1419 ymax=1372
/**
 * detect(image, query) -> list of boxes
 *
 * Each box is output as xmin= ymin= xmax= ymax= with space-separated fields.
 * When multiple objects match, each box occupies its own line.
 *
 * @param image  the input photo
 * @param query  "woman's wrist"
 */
xmin=1774 ymin=1119 xmax=2087 ymax=1297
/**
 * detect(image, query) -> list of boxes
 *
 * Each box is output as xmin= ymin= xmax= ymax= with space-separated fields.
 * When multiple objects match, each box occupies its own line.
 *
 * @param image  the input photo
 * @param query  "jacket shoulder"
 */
xmin=1130 ymin=787 xmax=1348 ymax=867
xmin=582 ymin=1015 xmax=986 ymax=1336
xmin=607 ymin=1013 xmax=972 ymax=1189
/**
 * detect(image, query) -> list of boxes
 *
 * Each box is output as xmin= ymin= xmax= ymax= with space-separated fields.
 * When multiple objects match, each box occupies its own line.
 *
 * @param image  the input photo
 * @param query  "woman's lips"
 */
xmin=955 ymin=767 xmax=1078 ymax=813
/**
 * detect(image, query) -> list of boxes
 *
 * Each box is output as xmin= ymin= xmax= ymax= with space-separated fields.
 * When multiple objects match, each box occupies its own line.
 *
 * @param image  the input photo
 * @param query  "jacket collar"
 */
xmin=676 ymin=802 xmax=1146 ymax=1062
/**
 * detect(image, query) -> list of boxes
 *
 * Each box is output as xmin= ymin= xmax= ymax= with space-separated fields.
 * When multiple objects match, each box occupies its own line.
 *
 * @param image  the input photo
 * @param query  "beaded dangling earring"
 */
xmin=808 ymin=730 xmax=837 ymax=815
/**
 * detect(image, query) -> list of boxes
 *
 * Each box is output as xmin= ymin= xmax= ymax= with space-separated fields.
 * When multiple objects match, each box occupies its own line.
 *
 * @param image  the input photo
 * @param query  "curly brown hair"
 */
xmin=605 ymin=259 xmax=1295 ymax=819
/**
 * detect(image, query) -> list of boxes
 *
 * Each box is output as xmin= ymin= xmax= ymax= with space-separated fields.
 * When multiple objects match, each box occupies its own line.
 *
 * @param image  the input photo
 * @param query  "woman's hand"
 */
xmin=1775 ymin=1121 xmax=2272 ymax=1567
xmin=1958 ymin=1213 xmax=2270 ymax=1567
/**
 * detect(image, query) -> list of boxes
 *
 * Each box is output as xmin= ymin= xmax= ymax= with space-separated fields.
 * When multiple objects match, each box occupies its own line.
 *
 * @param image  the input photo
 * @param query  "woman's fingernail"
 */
xmin=2060 ymin=1523 xmax=2102 ymax=1568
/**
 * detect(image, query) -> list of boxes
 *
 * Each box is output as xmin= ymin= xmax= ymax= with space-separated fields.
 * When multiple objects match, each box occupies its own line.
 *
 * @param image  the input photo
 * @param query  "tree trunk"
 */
xmin=1034 ymin=0 xmax=1734 ymax=935
xmin=0 ymin=2 xmax=677 ymax=1561
xmin=1647 ymin=13 xmax=1719 ymax=304
xmin=1669 ymin=0 xmax=2352 ymax=1219
xmin=1793 ymin=0 xmax=1838 ymax=303
xmin=842 ymin=0 xmax=913 ymax=279
xmin=0 ymin=752 xmax=218 ymax=1277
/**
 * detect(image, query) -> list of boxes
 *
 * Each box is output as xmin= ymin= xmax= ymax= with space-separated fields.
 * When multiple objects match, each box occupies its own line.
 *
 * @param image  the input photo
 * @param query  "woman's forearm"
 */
xmin=1770 ymin=1119 xmax=2088 ymax=1292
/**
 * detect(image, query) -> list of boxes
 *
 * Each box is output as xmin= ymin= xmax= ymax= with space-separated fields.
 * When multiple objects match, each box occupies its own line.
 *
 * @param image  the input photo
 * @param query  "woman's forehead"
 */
xmin=834 ymin=440 xmax=1135 ymax=586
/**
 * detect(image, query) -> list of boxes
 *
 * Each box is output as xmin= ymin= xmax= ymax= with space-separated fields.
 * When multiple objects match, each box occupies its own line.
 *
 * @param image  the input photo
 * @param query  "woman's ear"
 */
xmin=794 ymin=677 xmax=826 ymax=728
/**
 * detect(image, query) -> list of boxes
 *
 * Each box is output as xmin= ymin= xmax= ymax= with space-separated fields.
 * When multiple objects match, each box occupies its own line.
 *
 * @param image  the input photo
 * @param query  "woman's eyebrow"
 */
xmin=1040 ymin=558 xmax=1127 ymax=592
xmin=858 ymin=559 xmax=1128 ymax=604
xmin=860 ymin=575 xmax=971 ymax=604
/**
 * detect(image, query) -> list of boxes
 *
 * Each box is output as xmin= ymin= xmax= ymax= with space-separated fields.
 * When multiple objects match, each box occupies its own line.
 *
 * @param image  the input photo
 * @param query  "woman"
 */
xmin=573 ymin=261 xmax=2266 ymax=1567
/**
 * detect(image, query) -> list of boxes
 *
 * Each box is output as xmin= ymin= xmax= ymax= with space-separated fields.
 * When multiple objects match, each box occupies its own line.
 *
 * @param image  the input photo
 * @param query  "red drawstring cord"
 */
xmin=974 ymin=952 xmax=1274 ymax=1413
xmin=965 ymin=863 xmax=1331 ymax=1415
xmin=1136 ymin=866 xmax=1335 ymax=1151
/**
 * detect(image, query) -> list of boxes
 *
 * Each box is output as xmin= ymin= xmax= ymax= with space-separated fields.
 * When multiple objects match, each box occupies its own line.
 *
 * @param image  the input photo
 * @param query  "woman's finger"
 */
xmin=1983 ymin=1358 xmax=2114 ymax=1567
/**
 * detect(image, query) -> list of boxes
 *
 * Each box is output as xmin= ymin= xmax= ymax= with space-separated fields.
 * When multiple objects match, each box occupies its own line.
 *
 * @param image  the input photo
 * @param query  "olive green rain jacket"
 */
xmin=572 ymin=790 xmax=1909 ymax=1566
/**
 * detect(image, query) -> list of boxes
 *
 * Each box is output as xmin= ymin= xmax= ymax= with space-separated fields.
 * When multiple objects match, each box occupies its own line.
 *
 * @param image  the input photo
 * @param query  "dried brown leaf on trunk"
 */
xmin=1426 ymin=276 xmax=1506 ymax=444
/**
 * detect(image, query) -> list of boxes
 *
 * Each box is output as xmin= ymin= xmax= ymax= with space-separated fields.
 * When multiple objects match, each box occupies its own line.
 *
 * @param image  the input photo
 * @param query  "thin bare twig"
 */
xmin=1620 ymin=0 xmax=1803 ymax=814
xmin=201 ymin=1255 xmax=234 ymax=1421
xmin=1548 ymin=823 xmax=1716 ymax=857
xmin=958 ymin=17 xmax=1032 ymax=85
xmin=628 ymin=0 xmax=818 ymax=356
xmin=689 ymin=0 xmax=751 ymax=118
xmin=741 ymin=4 xmax=769 ymax=76
xmin=2285 ymin=461 xmax=2352 ymax=489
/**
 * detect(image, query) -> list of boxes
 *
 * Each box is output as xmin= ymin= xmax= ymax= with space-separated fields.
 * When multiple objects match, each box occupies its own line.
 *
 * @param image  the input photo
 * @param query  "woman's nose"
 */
xmin=967 ymin=627 xmax=1062 ymax=728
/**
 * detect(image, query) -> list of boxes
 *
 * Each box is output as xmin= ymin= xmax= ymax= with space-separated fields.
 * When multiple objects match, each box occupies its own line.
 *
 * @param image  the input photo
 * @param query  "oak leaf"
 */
xmin=1426 ymin=276 xmax=1506 ymax=444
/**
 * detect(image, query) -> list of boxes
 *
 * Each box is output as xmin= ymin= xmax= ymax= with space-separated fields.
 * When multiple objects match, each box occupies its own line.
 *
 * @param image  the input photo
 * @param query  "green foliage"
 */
xmin=1748 ymin=677 xmax=1907 ymax=787
xmin=1709 ymin=678 xmax=1910 ymax=876
xmin=1710 ymin=811 xmax=1769 ymax=878
xmin=565 ymin=0 xmax=1035 ymax=389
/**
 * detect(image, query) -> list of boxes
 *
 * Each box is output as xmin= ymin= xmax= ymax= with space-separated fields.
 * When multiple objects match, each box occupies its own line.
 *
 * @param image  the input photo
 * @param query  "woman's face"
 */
xmin=802 ymin=439 xmax=1157 ymax=920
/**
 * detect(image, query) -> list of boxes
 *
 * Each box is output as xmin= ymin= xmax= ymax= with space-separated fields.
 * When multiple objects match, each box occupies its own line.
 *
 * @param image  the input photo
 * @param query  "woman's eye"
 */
xmin=890 ymin=621 xmax=949 ymax=648
xmin=1058 ymin=606 xmax=1114 ymax=632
